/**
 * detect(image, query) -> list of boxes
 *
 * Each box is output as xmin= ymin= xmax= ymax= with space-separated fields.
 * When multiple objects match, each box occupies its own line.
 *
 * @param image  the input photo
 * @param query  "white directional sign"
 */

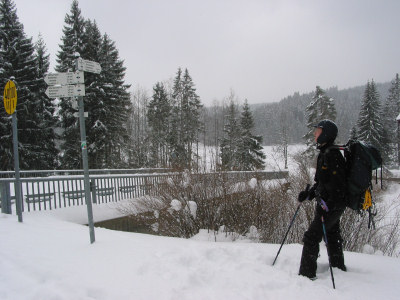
xmin=77 ymin=58 xmax=102 ymax=74
xmin=45 ymin=84 xmax=85 ymax=98
xmin=44 ymin=71 xmax=84 ymax=86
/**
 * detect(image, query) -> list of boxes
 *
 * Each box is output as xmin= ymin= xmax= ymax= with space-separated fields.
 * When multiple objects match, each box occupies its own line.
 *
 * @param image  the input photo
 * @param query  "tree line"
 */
xmin=2 ymin=0 xmax=398 ymax=172
xmin=0 ymin=0 xmax=264 ymax=172
xmin=302 ymin=77 xmax=400 ymax=166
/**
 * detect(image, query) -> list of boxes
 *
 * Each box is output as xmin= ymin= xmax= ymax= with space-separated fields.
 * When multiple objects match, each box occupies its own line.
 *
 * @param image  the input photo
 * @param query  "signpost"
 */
xmin=3 ymin=80 xmax=17 ymax=115
xmin=77 ymin=58 xmax=101 ymax=74
xmin=3 ymin=80 xmax=23 ymax=222
xmin=45 ymin=56 xmax=101 ymax=244
xmin=44 ymin=71 xmax=84 ymax=86
xmin=45 ymin=84 xmax=85 ymax=98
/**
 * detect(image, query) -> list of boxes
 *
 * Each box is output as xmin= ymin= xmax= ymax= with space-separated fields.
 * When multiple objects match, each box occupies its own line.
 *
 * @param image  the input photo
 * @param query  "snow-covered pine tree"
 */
xmin=357 ymin=80 xmax=388 ymax=159
xmin=56 ymin=0 xmax=86 ymax=169
xmin=382 ymin=74 xmax=400 ymax=165
xmin=303 ymin=86 xmax=337 ymax=156
xmin=220 ymin=100 xmax=241 ymax=171
xmin=81 ymin=19 xmax=105 ymax=168
xmin=0 ymin=0 xmax=46 ymax=170
xmin=57 ymin=1 xmax=132 ymax=169
xmin=147 ymin=82 xmax=171 ymax=167
xmin=169 ymin=68 xmax=203 ymax=170
xmin=32 ymin=34 xmax=59 ymax=169
xmin=237 ymin=100 xmax=265 ymax=170
xmin=100 ymin=34 xmax=133 ymax=168
xmin=169 ymin=68 xmax=184 ymax=169
xmin=181 ymin=68 xmax=203 ymax=169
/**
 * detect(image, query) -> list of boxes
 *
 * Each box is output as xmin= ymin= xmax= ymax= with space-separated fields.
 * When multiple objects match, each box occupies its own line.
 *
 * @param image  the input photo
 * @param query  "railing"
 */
xmin=0 ymin=168 xmax=170 ymax=178
xmin=0 ymin=170 xmax=288 ymax=213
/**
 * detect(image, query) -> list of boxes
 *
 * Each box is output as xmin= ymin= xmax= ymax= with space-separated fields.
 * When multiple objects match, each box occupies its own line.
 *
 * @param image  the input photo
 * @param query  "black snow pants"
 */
xmin=299 ymin=204 xmax=346 ymax=278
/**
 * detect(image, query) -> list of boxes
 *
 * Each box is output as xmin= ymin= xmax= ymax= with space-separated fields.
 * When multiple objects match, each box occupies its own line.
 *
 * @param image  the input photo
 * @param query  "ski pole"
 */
xmin=272 ymin=203 xmax=301 ymax=266
xmin=272 ymin=184 xmax=310 ymax=266
xmin=319 ymin=201 xmax=336 ymax=289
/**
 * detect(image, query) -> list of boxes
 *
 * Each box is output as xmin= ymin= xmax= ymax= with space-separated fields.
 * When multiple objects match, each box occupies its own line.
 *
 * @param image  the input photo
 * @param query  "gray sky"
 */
xmin=13 ymin=0 xmax=400 ymax=105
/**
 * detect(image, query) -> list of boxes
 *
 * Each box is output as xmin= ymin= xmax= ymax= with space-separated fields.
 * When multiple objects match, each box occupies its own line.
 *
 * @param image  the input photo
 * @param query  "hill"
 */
xmin=250 ymin=82 xmax=391 ymax=145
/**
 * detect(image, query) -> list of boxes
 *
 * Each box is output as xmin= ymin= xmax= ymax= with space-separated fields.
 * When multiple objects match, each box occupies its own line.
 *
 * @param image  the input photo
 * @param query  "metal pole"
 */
xmin=12 ymin=114 xmax=23 ymax=222
xmin=321 ymin=215 xmax=336 ymax=289
xmin=78 ymin=96 xmax=95 ymax=243
xmin=272 ymin=203 xmax=302 ymax=266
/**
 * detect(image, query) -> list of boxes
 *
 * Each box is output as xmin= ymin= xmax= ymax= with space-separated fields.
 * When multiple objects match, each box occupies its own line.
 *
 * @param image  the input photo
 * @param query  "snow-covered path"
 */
xmin=1 ymin=207 xmax=399 ymax=300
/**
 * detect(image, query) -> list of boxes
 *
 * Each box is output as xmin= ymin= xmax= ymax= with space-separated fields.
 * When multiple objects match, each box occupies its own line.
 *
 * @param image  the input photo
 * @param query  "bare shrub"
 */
xmin=341 ymin=185 xmax=400 ymax=256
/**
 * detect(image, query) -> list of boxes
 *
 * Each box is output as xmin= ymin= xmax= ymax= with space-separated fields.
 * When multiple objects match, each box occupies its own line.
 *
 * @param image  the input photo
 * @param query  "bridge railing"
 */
xmin=0 ymin=170 xmax=288 ymax=213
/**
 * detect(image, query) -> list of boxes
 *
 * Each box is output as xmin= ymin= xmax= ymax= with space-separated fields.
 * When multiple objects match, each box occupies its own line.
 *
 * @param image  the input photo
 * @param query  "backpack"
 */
xmin=333 ymin=140 xmax=382 ymax=227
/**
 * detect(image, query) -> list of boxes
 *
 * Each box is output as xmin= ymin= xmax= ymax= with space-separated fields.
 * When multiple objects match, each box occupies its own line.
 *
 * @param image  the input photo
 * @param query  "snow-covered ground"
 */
xmin=1 ymin=144 xmax=400 ymax=300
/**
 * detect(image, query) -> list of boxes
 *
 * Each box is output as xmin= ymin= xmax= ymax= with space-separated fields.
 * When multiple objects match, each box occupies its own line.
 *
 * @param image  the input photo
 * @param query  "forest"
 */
xmin=1 ymin=0 xmax=399 ymax=171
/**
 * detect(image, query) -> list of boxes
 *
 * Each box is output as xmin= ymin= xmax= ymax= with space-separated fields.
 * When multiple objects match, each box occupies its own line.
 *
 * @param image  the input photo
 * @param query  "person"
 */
xmin=297 ymin=119 xmax=347 ymax=280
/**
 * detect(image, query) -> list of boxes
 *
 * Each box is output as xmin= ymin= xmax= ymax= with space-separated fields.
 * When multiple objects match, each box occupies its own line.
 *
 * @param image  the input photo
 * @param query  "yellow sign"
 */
xmin=3 ymin=80 xmax=17 ymax=115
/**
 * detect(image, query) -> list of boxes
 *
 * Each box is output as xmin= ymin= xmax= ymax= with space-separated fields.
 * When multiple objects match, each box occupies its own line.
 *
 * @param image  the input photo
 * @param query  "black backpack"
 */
xmin=333 ymin=140 xmax=382 ymax=226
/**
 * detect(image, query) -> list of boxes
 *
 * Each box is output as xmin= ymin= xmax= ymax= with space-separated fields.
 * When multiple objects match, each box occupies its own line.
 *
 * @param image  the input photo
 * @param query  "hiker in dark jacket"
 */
xmin=297 ymin=119 xmax=347 ymax=279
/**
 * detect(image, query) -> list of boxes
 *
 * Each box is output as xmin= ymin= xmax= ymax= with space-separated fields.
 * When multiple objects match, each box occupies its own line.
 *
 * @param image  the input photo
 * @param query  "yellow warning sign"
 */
xmin=3 ymin=80 xmax=17 ymax=115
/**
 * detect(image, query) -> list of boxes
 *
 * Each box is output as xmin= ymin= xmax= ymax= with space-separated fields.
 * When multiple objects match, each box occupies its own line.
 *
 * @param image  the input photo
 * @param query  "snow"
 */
xmin=1 ymin=207 xmax=400 ymax=300
xmin=1 ymin=144 xmax=400 ymax=299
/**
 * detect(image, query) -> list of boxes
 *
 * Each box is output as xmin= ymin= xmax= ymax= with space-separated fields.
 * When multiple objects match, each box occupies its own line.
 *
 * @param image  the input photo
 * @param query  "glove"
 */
xmin=298 ymin=190 xmax=309 ymax=202
xmin=298 ymin=184 xmax=311 ymax=202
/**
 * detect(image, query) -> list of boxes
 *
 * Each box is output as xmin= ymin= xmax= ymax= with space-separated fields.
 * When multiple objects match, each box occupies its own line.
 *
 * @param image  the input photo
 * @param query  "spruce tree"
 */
xmin=32 ymin=34 xmax=59 ymax=169
xmin=96 ymin=33 xmax=131 ymax=168
xmin=169 ymin=68 xmax=203 ymax=170
xmin=237 ymin=100 xmax=265 ymax=170
xmin=147 ymin=82 xmax=171 ymax=167
xmin=56 ymin=1 xmax=132 ymax=169
xmin=357 ymin=80 xmax=388 ymax=158
xmin=220 ymin=101 xmax=241 ymax=171
xmin=382 ymin=74 xmax=400 ymax=165
xmin=56 ymin=0 xmax=86 ymax=168
xmin=169 ymin=68 xmax=185 ymax=169
xmin=0 ymin=0 xmax=44 ymax=170
xmin=303 ymin=86 xmax=337 ymax=156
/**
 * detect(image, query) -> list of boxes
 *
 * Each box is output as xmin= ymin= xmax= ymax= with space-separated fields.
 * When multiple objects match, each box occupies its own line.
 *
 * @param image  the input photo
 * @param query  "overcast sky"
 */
xmin=12 ymin=0 xmax=400 ymax=105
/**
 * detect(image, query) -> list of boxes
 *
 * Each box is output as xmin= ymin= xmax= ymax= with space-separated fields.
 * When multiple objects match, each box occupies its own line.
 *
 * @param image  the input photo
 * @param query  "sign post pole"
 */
xmin=12 ymin=113 xmax=23 ymax=222
xmin=78 ymin=95 xmax=95 ymax=243
xmin=3 ymin=79 xmax=22 ymax=222
xmin=44 ymin=55 xmax=101 ymax=243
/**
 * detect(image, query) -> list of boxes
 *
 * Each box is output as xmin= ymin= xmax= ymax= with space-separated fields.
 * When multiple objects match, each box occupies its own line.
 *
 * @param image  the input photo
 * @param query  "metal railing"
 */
xmin=0 ymin=170 xmax=288 ymax=213
xmin=0 ymin=168 xmax=170 ymax=178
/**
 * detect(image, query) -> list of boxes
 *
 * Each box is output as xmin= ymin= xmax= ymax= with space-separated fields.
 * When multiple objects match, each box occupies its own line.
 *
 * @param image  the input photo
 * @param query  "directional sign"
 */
xmin=3 ymin=80 xmax=17 ymax=115
xmin=77 ymin=58 xmax=101 ymax=74
xmin=44 ymin=71 xmax=84 ymax=86
xmin=45 ymin=84 xmax=85 ymax=98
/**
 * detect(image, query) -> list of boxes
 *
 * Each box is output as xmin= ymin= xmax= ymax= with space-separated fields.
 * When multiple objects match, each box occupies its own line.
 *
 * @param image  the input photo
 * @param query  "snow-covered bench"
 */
xmin=25 ymin=192 xmax=55 ymax=203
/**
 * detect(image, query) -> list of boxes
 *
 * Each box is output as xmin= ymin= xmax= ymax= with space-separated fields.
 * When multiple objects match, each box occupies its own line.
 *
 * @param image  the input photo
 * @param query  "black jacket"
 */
xmin=313 ymin=143 xmax=347 ymax=209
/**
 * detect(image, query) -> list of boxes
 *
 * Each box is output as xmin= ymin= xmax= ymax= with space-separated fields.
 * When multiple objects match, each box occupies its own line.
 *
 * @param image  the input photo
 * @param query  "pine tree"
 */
xmin=32 ymin=33 xmax=59 ymax=168
xmin=237 ymin=100 xmax=265 ymax=170
xmin=220 ymin=101 xmax=241 ymax=170
xmin=96 ymin=33 xmax=131 ymax=168
xmin=56 ymin=1 xmax=132 ymax=169
xmin=181 ymin=68 xmax=203 ymax=169
xmin=357 ymin=80 xmax=388 ymax=158
xmin=147 ymin=82 xmax=171 ymax=167
xmin=56 ymin=0 xmax=86 ymax=168
xmin=303 ymin=86 xmax=337 ymax=156
xmin=0 ymin=0 xmax=44 ymax=170
xmin=382 ymin=74 xmax=400 ymax=165
xmin=169 ymin=68 xmax=203 ymax=170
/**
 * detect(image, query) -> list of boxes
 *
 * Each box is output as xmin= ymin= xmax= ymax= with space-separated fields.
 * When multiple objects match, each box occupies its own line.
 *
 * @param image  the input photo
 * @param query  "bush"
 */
xmin=117 ymin=158 xmax=400 ymax=257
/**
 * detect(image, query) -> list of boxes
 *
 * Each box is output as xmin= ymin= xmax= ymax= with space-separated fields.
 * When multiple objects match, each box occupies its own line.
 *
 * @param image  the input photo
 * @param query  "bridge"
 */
xmin=0 ymin=169 xmax=288 ymax=214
